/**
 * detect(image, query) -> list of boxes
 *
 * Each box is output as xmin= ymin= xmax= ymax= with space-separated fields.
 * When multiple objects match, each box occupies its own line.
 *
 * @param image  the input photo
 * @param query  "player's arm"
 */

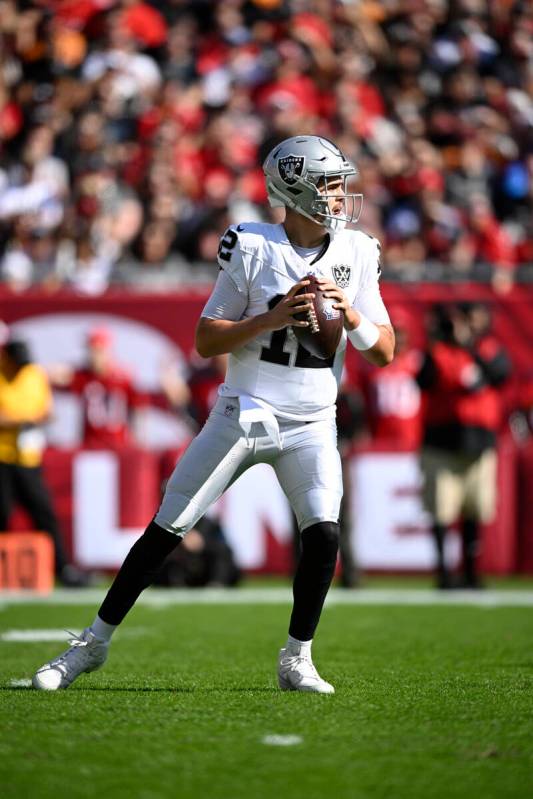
xmin=195 ymin=270 xmax=314 ymax=358
xmin=46 ymin=363 xmax=75 ymax=388
xmin=196 ymin=280 xmax=314 ymax=357
xmin=197 ymin=225 xmax=314 ymax=357
xmin=159 ymin=360 xmax=191 ymax=409
xmin=317 ymin=277 xmax=394 ymax=367
xmin=471 ymin=342 xmax=511 ymax=387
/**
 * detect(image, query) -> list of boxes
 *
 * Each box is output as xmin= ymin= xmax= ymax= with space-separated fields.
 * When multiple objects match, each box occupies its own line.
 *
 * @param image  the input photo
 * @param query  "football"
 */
xmin=293 ymin=274 xmax=344 ymax=359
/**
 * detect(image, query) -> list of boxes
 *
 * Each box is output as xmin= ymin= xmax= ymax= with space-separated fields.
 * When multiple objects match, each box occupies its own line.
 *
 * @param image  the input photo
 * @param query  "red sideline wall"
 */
xmin=6 ymin=442 xmax=524 ymax=574
xmin=1 ymin=285 xmax=533 ymax=574
xmin=0 ymin=283 xmax=533 ymax=372
xmin=1 ymin=284 xmax=531 ymax=415
xmin=1 ymin=283 xmax=532 ymax=376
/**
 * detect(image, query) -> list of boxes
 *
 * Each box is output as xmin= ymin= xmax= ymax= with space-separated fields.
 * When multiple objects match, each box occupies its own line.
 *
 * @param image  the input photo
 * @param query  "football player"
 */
xmin=32 ymin=135 xmax=394 ymax=694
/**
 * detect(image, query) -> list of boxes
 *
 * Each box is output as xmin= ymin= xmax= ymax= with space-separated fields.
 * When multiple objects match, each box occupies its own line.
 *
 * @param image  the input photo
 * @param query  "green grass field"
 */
xmin=1 ymin=587 xmax=532 ymax=799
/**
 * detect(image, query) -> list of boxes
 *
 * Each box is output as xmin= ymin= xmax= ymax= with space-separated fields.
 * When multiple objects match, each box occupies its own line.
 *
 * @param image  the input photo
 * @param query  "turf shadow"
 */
xmin=0 ymin=685 xmax=33 ymax=691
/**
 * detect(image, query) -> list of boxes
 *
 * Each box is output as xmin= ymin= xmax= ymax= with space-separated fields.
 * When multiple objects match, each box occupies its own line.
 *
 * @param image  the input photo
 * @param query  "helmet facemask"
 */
xmin=308 ymin=173 xmax=364 ymax=234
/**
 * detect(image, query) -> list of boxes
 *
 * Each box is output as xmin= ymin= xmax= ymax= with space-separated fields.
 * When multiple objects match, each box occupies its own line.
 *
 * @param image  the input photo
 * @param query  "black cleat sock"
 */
xmin=432 ymin=523 xmax=450 ymax=587
xmin=289 ymin=521 xmax=339 ymax=641
xmin=462 ymin=518 xmax=481 ymax=587
xmin=98 ymin=520 xmax=181 ymax=625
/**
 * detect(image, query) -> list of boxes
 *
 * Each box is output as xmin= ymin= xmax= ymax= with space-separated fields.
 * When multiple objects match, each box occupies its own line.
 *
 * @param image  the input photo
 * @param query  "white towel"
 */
xmin=238 ymin=394 xmax=282 ymax=450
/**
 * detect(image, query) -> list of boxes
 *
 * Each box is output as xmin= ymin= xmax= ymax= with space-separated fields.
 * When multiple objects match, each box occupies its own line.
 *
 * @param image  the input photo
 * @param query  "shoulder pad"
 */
xmin=231 ymin=222 xmax=277 ymax=255
xmin=356 ymin=231 xmax=381 ymax=278
xmin=216 ymin=226 xmax=252 ymax=293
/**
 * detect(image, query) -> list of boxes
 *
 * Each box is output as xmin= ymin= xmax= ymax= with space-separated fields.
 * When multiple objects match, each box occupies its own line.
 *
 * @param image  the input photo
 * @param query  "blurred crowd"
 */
xmin=1 ymin=0 xmax=532 ymax=294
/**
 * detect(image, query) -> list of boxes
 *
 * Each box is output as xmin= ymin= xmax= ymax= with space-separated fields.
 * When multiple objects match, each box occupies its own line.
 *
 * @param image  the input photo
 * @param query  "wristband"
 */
xmin=347 ymin=313 xmax=380 ymax=351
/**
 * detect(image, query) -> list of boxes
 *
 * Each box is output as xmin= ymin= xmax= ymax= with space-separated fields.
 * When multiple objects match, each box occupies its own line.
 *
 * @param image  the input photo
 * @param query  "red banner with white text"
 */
xmin=1 ymin=285 xmax=532 ymax=573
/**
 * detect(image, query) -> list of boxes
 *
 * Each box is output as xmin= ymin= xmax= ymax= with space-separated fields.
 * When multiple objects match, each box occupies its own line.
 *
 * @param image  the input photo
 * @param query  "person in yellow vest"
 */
xmin=0 ymin=337 xmax=89 ymax=586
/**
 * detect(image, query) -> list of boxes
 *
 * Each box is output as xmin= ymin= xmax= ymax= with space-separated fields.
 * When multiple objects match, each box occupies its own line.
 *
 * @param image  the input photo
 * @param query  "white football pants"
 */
xmin=155 ymin=396 xmax=342 ymax=535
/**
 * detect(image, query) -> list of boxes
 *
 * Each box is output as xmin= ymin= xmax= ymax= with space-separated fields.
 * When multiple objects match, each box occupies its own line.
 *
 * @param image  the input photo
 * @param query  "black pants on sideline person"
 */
xmin=0 ymin=462 xmax=67 ymax=575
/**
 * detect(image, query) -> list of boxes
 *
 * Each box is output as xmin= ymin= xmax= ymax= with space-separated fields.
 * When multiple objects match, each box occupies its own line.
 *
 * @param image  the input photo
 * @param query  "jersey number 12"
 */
xmin=260 ymin=296 xmax=334 ymax=369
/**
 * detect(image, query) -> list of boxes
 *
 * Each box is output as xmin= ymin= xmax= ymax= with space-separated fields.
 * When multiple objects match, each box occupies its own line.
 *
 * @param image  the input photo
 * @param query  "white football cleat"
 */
xmin=32 ymin=628 xmax=109 ymax=691
xmin=278 ymin=648 xmax=335 ymax=694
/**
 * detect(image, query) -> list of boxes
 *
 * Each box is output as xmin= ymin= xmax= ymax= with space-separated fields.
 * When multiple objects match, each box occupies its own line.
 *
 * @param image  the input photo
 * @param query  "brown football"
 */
xmin=293 ymin=274 xmax=344 ymax=359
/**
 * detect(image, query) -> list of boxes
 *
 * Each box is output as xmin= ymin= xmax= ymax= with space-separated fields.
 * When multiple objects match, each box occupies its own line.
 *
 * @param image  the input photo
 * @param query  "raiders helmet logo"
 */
xmin=278 ymin=155 xmax=305 ymax=185
xmin=332 ymin=264 xmax=351 ymax=289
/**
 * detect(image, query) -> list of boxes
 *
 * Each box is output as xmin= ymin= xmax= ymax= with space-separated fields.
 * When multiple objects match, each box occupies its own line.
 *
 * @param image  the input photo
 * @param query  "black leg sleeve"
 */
xmin=289 ymin=521 xmax=339 ymax=641
xmin=14 ymin=465 xmax=68 ymax=574
xmin=98 ymin=520 xmax=181 ymax=625
xmin=462 ymin=518 xmax=480 ymax=587
xmin=432 ymin=523 xmax=450 ymax=587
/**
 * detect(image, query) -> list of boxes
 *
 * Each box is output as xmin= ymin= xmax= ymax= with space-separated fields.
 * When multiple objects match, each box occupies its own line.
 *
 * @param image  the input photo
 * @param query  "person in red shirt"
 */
xmin=468 ymin=196 xmax=516 ymax=294
xmin=160 ymin=353 xmax=227 ymax=433
xmin=186 ymin=354 xmax=228 ymax=430
xmin=51 ymin=327 xmax=146 ymax=449
xmin=417 ymin=303 xmax=511 ymax=589
xmin=360 ymin=312 xmax=423 ymax=450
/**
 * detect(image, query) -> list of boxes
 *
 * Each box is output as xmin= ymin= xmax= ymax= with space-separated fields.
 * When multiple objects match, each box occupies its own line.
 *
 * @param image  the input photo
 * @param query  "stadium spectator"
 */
xmin=49 ymin=326 xmax=147 ymax=449
xmin=0 ymin=335 xmax=89 ymax=586
xmin=360 ymin=310 xmax=423 ymax=451
xmin=417 ymin=302 xmax=511 ymax=589
xmin=185 ymin=353 xmax=228 ymax=430
xmin=161 ymin=353 xmax=230 ymax=435
xmin=0 ymin=1 xmax=531 ymax=286
xmin=61 ymin=232 xmax=115 ymax=295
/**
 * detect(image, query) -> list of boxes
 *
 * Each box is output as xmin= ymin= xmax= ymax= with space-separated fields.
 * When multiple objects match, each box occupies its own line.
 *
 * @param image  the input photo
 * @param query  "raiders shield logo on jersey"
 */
xmin=278 ymin=155 xmax=305 ymax=185
xmin=332 ymin=264 xmax=351 ymax=289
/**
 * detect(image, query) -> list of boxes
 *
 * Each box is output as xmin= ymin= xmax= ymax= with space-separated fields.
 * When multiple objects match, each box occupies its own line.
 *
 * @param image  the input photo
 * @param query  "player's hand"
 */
xmin=263 ymin=279 xmax=315 ymax=331
xmin=315 ymin=277 xmax=360 ymax=330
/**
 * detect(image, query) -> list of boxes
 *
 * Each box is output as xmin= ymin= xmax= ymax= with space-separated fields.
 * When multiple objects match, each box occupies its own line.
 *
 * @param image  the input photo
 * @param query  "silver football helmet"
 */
xmin=263 ymin=135 xmax=363 ymax=234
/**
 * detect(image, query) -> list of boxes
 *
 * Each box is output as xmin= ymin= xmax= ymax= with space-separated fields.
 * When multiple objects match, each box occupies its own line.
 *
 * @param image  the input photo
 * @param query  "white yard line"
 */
xmin=1 ymin=587 xmax=533 ymax=607
xmin=1 ymin=629 xmax=77 ymax=642
xmin=0 ymin=627 xmax=143 ymax=642
xmin=262 ymin=735 xmax=303 ymax=746
xmin=9 ymin=678 xmax=32 ymax=687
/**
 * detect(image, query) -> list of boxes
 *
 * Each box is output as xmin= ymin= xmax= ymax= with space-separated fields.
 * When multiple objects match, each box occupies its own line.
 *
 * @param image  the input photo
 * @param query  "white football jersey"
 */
xmin=204 ymin=222 xmax=390 ymax=421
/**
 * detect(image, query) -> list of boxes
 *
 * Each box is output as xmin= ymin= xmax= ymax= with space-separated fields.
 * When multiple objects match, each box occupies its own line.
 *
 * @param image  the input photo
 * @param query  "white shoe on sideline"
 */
xmin=278 ymin=648 xmax=335 ymax=694
xmin=32 ymin=628 xmax=109 ymax=691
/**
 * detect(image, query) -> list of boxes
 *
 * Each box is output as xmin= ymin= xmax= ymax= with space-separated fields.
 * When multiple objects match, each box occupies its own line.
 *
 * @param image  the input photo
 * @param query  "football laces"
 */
xmin=306 ymin=306 xmax=320 ymax=334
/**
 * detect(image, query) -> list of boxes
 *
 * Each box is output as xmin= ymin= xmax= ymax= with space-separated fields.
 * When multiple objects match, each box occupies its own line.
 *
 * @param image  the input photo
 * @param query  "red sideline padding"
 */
xmin=516 ymin=440 xmax=533 ymax=573
xmin=1 ymin=283 xmax=533 ymax=376
xmin=2 ymin=285 xmax=533 ymax=573
xmin=9 ymin=449 xmax=162 ymax=562
xmin=0 ymin=532 xmax=54 ymax=593
xmin=117 ymin=448 xmax=161 ymax=528
xmin=350 ymin=437 xmax=520 ymax=575
xmin=3 ymin=442 xmax=529 ymax=574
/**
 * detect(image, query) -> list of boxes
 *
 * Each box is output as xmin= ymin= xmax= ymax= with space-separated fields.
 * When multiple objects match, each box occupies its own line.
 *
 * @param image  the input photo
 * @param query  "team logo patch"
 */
xmin=322 ymin=300 xmax=341 ymax=321
xmin=332 ymin=264 xmax=351 ymax=289
xmin=278 ymin=155 xmax=305 ymax=185
xmin=224 ymin=403 xmax=237 ymax=417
